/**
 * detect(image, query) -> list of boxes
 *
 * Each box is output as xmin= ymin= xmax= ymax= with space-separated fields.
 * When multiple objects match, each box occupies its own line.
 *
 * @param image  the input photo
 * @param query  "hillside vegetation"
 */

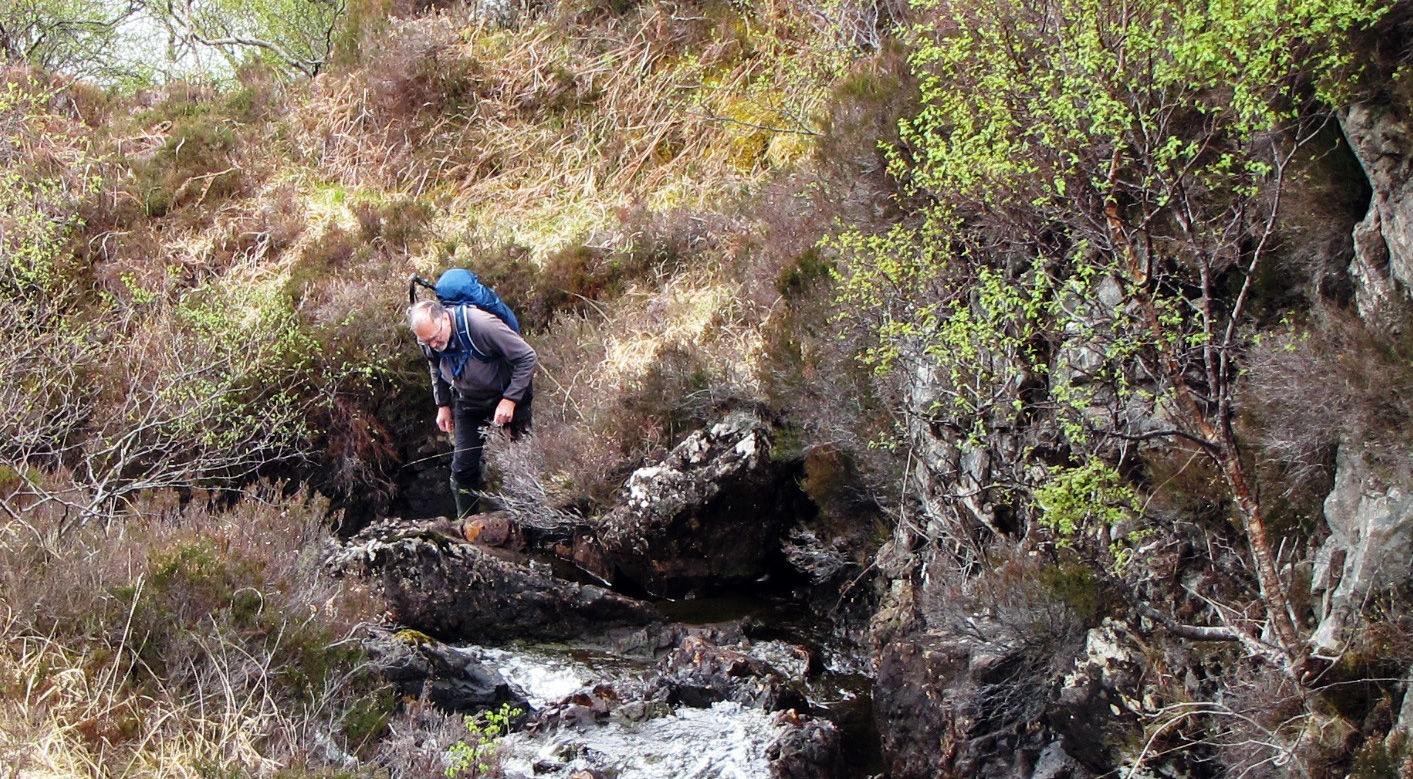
xmin=2 ymin=1 xmax=895 ymax=774
xmin=4 ymin=0 xmax=1413 ymax=776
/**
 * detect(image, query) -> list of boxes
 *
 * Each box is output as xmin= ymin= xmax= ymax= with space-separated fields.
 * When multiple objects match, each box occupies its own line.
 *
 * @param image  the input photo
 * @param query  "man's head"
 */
xmin=408 ymin=300 xmax=451 ymax=351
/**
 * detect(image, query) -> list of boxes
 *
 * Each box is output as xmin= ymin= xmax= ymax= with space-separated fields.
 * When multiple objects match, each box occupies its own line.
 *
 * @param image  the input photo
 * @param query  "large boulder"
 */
xmin=594 ymin=411 xmax=808 ymax=598
xmin=326 ymin=519 xmax=660 ymax=643
xmin=1310 ymin=445 xmax=1413 ymax=655
xmin=362 ymin=627 xmax=532 ymax=716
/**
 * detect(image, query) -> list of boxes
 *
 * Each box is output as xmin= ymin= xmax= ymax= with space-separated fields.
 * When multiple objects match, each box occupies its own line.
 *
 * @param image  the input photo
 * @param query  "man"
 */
xmin=407 ymin=298 xmax=536 ymax=518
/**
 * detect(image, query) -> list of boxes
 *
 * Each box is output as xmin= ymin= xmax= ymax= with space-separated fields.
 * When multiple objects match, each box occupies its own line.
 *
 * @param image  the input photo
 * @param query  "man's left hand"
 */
xmin=493 ymin=398 xmax=517 ymax=425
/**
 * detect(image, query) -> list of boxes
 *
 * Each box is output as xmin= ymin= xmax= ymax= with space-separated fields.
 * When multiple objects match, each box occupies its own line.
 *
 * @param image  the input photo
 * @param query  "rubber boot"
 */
xmin=450 ymin=477 xmax=479 ymax=519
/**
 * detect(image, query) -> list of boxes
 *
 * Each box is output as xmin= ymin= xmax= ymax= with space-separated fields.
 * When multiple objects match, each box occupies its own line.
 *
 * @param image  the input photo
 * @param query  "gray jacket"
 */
xmin=424 ymin=305 xmax=536 ymax=406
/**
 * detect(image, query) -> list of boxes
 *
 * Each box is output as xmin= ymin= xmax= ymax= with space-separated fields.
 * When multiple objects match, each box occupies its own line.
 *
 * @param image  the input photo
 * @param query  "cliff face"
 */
xmin=1346 ymin=100 xmax=1413 ymax=335
xmin=863 ymin=86 xmax=1413 ymax=778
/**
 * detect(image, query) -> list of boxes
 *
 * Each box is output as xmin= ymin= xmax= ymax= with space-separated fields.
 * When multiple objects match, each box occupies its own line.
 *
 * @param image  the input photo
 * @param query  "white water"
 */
xmin=459 ymin=645 xmax=785 ymax=779
xmin=462 ymin=645 xmax=609 ymax=707
xmin=500 ymin=702 xmax=779 ymax=779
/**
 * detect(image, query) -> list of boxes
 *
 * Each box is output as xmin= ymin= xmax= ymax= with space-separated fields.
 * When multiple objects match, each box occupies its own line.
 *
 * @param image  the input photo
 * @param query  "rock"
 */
xmin=1049 ymin=623 xmax=1143 ymax=772
xmin=529 ymin=686 xmax=623 ymax=733
xmin=616 ymin=700 xmax=651 ymax=721
xmin=553 ymin=526 xmax=616 ymax=585
xmin=872 ymin=637 xmax=969 ymax=779
xmin=645 ymin=635 xmax=809 ymax=712
xmin=766 ymin=708 xmax=845 ymax=779
xmin=462 ymin=510 xmax=524 ymax=550
xmin=1310 ymin=445 xmax=1413 ymax=656
xmin=872 ymin=632 xmax=1132 ymax=779
xmin=1390 ymin=664 xmax=1413 ymax=750
xmin=1342 ymin=102 xmax=1413 ymax=335
xmin=362 ymin=627 xmax=531 ymax=717
xmin=325 ymin=518 xmax=661 ymax=643
xmin=503 ymin=637 xmax=840 ymax=779
xmin=594 ymin=411 xmax=808 ymax=598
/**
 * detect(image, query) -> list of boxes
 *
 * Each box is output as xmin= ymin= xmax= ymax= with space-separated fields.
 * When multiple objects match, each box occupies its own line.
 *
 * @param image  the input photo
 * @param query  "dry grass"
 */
xmin=1242 ymin=309 xmax=1413 ymax=500
xmin=487 ymin=258 xmax=774 ymax=512
xmin=0 ymin=485 xmax=402 ymax=779
xmin=297 ymin=1 xmax=862 ymax=262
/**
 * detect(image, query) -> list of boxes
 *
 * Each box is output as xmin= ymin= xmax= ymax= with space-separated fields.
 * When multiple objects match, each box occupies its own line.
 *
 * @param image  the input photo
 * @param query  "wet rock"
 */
xmin=603 ymin=620 xmax=749 ymax=660
xmin=497 ymin=640 xmax=844 ymax=779
xmin=594 ymin=411 xmax=809 ymax=598
xmin=740 ymin=638 xmax=824 ymax=681
xmin=530 ymin=685 xmax=623 ymax=733
xmin=325 ymin=518 xmax=660 ymax=643
xmin=462 ymin=510 xmax=525 ymax=550
xmin=646 ymin=635 xmax=809 ymax=712
xmin=614 ymin=700 xmax=653 ymax=721
xmin=766 ymin=708 xmax=845 ymax=779
xmin=554 ymin=526 xmax=614 ymax=582
xmin=361 ymin=627 xmax=531 ymax=717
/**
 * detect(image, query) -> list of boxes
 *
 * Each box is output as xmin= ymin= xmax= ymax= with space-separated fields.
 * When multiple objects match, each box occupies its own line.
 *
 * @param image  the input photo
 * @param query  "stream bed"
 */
xmin=458 ymin=595 xmax=883 ymax=779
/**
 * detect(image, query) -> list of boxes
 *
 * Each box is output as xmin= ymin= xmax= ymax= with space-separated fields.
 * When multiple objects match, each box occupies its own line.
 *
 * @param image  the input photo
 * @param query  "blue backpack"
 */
xmin=408 ymin=269 xmax=521 ymax=334
xmin=409 ymin=270 xmax=522 ymax=377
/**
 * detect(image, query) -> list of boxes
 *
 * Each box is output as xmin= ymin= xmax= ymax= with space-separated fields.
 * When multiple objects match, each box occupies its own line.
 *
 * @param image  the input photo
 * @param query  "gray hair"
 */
xmin=407 ymin=299 xmax=446 ymax=330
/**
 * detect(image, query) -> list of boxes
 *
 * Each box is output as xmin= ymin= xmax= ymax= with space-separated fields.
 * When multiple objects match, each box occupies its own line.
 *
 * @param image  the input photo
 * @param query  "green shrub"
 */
xmin=225 ymin=61 xmax=286 ymax=124
xmin=1034 ymin=459 xmax=1135 ymax=538
xmin=774 ymin=246 xmax=833 ymax=299
xmin=446 ymin=703 xmax=523 ymax=778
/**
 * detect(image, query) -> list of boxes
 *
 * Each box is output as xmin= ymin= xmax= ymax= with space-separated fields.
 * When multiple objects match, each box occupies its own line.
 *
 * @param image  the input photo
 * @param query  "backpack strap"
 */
xmin=447 ymin=305 xmax=494 ymax=378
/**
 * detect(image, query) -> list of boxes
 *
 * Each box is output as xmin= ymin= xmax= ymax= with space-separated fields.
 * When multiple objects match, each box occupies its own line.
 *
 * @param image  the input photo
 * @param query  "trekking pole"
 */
xmin=408 ymin=274 xmax=435 ymax=305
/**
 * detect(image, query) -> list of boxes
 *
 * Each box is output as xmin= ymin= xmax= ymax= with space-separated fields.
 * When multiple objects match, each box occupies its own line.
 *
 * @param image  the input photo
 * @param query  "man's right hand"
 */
xmin=436 ymin=405 xmax=454 ymax=433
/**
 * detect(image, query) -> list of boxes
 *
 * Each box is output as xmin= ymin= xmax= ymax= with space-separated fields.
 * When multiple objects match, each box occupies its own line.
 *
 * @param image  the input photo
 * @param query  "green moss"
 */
xmin=394 ymin=628 xmax=437 ymax=645
xmin=0 ymin=464 xmax=22 ymax=495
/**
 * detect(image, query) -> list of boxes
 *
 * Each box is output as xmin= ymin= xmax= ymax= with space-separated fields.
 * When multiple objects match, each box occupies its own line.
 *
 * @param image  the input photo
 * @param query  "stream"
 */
xmin=458 ymin=595 xmax=883 ymax=779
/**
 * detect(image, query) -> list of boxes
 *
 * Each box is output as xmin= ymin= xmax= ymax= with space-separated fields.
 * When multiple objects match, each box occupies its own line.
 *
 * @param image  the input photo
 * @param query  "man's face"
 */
xmin=415 ymin=312 xmax=451 ymax=351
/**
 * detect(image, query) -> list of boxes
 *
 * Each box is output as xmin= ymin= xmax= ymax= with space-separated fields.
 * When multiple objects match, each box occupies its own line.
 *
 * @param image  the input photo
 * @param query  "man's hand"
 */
xmin=493 ymin=398 xmax=517 ymax=426
xmin=436 ymin=405 xmax=454 ymax=433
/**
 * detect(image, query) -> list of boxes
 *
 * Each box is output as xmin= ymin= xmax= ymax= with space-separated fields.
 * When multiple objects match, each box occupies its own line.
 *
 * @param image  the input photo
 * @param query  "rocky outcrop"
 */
xmin=873 ymin=623 xmax=1148 ymax=779
xmin=593 ymin=411 xmax=808 ymax=598
xmin=1343 ymin=102 xmax=1413 ymax=334
xmin=1310 ymin=445 xmax=1413 ymax=656
xmin=326 ymin=519 xmax=660 ymax=643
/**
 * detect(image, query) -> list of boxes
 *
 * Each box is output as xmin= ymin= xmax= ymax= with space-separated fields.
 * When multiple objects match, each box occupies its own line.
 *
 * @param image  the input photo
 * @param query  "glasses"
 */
xmin=416 ymin=316 xmax=450 ymax=350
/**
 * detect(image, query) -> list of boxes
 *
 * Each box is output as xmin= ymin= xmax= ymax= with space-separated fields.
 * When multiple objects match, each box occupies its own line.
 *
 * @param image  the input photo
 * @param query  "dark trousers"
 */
xmin=450 ymin=392 xmax=533 ymax=491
